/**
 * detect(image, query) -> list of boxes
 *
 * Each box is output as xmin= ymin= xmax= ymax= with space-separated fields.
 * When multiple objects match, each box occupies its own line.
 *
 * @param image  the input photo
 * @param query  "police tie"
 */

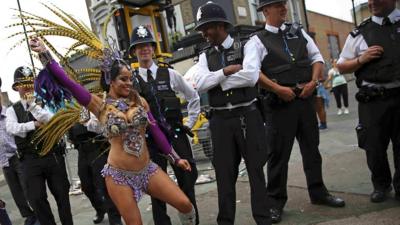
xmin=147 ymin=69 xmax=155 ymax=83
xmin=382 ymin=17 xmax=392 ymax=26
xmin=218 ymin=45 xmax=226 ymax=67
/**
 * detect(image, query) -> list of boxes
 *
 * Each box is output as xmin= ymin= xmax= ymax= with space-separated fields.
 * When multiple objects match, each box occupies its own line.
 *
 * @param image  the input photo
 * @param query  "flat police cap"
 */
xmin=257 ymin=0 xmax=287 ymax=11
xmin=195 ymin=1 xmax=232 ymax=31
xmin=129 ymin=25 xmax=156 ymax=53
xmin=12 ymin=66 xmax=34 ymax=91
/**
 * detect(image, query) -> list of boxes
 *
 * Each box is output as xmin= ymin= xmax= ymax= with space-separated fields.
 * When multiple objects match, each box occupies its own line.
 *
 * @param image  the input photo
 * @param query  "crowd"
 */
xmin=0 ymin=0 xmax=399 ymax=225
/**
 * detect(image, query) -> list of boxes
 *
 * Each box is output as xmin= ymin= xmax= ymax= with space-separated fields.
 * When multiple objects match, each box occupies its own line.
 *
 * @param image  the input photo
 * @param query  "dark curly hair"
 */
xmin=100 ymin=59 xmax=131 ymax=92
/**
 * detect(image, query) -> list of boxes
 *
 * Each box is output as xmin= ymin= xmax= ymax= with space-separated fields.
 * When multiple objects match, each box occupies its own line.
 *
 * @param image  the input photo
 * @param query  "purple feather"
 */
xmin=34 ymin=69 xmax=73 ymax=111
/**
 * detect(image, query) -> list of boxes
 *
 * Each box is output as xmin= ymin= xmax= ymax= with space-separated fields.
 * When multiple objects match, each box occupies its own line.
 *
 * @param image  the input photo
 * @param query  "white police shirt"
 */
xmin=138 ymin=62 xmax=200 ymax=129
xmin=195 ymin=35 xmax=260 ymax=95
xmin=6 ymin=100 xmax=53 ymax=138
xmin=246 ymin=23 xmax=324 ymax=77
xmin=337 ymin=9 xmax=400 ymax=88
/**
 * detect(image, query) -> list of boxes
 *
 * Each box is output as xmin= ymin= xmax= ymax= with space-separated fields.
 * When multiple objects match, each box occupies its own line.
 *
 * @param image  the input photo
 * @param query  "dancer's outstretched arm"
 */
xmin=29 ymin=37 xmax=104 ymax=117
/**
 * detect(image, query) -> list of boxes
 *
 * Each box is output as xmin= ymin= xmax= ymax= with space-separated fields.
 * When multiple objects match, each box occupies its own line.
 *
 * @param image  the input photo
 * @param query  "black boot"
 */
xmin=93 ymin=211 xmax=105 ymax=224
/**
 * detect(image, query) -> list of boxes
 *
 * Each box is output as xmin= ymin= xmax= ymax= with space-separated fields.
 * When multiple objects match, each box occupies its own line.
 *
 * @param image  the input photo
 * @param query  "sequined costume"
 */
xmin=101 ymin=162 xmax=158 ymax=201
xmin=101 ymin=98 xmax=148 ymax=157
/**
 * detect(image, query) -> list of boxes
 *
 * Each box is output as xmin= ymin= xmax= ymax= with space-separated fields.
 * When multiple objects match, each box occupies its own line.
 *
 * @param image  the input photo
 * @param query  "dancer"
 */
xmin=29 ymin=37 xmax=196 ymax=225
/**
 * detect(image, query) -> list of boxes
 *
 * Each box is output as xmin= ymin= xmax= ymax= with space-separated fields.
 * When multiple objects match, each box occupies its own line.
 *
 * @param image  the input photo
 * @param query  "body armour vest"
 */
xmin=206 ymin=38 xmax=258 ymax=107
xmin=12 ymin=102 xmax=41 ymax=154
xmin=256 ymin=23 xmax=312 ymax=86
xmin=354 ymin=19 xmax=400 ymax=84
xmin=136 ymin=68 xmax=183 ymax=125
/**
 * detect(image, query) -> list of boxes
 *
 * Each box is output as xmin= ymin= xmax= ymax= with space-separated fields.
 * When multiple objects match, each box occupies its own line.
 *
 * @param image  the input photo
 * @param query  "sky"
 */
xmin=0 ymin=0 xmax=367 ymax=102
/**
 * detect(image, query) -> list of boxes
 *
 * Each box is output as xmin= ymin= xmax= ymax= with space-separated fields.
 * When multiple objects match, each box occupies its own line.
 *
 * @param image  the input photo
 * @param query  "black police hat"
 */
xmin=128 ymin=25 xmax=156 ymax=54
xmin=12 ymin=66 xmax=34 ymax=91
xmin=194 ymin=1 xmax=233 ymax=31
xmin=257 ymin=0 xmax=287 ymax=11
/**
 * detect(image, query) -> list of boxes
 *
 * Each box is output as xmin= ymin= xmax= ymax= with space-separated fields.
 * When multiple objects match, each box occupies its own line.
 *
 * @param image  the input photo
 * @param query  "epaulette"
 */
xmin=350 ymin=17 xmax=371 ymax=37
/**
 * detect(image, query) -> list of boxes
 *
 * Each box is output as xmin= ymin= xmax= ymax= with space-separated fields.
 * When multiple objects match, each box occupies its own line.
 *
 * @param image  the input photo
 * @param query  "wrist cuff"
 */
xmin=39 ymin=51 xmax=53 ymax=67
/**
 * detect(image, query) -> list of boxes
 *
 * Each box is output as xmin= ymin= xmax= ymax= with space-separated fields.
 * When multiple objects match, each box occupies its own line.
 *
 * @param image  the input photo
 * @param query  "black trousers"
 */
xmin=21 ymin=153 xmax=73 ymax=225
xmin=266 ymin=97 xmax=328 ymax=210
xmin=357 ymin=95 xmax=400 ymax=193
xmin=332 ymin=84 xmax=349 ymax=109
xmin=2 ymin=155 xmax=35 ymax=218
xmin=210 ymin=107 xmax=270 ymax=225
xmin=77 ymin=143 xmax=121 ymax=224
xmin=150 ymin=130 xmax=199 ymax=225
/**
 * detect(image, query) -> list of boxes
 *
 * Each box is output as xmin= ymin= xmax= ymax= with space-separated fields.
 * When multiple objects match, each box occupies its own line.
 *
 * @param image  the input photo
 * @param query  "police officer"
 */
xmin=68 ymin=123 xmax=122 ymax=225
xmin=6 ymin=67 xmax=73 ymax=225
xmin=128 ymin=25 xmax=200 ymax=225
xmin=254 ymin=0 xmax=345 ymax=223
xmin=337 ymin=0 xmax=400 ymax=203
xmin=0 ymin=77 xmax=38 ymax=225
xmin=195 ymin=2 xmax=270 ymax=225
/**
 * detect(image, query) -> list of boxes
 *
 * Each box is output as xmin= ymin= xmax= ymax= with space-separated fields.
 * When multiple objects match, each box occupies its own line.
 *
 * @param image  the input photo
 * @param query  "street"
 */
xmin=1 ymin=79 xmax=399 ymax=225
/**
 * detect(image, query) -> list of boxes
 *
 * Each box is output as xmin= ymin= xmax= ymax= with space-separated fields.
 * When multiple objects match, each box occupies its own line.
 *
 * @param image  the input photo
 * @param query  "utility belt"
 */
xmin=356 ymin=86 xmax=400 ymax=103
xmin=17 ymin=142 xmax=66 ymax=160
xmin=260 ymin=83 xmax=315 ymax=107
xmin=210 ymin=102 xmax=258 ymax=118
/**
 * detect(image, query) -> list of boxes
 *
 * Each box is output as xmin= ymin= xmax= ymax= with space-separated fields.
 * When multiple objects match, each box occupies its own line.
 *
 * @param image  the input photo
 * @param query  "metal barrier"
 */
xmin=190 ymin=127 xmax=213 ymax=162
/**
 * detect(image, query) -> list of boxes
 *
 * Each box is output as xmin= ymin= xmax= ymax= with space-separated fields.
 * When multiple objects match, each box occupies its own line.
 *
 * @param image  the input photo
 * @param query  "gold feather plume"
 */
xmin=7 ymin=3 xmax=116 ymax=155
xmin=33 ymin=102 xmax=82 ymax=156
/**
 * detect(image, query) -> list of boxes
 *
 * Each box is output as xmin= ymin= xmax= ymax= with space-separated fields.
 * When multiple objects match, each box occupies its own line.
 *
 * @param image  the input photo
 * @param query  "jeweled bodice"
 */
xmin=101 ymin=98 xmax=148 ymax=157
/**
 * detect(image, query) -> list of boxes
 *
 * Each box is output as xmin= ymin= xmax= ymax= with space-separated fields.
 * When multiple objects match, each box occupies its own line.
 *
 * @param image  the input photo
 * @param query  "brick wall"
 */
xmin=307 ymin=10 xmax=354 ymax=62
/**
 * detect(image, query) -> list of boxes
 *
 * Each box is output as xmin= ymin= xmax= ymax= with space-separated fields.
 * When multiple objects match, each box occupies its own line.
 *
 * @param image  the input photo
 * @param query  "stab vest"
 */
xmin=136 ymin=68 xmax=183 ymax=125
xmin=257 ymin=23 xmax=312 ymax=86
xmin=12 ymin=102 xmax=41 ymax=154
xmin=354 ymin=18 xmax=400 ymax=84
xmin=206 ymin=38 xmax=258 ymax=107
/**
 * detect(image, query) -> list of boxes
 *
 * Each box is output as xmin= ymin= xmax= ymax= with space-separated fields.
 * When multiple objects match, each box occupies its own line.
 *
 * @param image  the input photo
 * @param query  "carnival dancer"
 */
xmin=29 ymin=37 xmax=196 ymax=225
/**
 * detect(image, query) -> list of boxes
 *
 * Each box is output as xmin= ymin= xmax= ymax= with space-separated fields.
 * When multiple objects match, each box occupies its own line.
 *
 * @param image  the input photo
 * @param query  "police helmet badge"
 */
xmin=137 ymin=26 xmax=148 ymax=38
xmin=21 ymin=66 xmax=32 ymax=77
xmin=196 ymin=6 xmax=203 ymax=21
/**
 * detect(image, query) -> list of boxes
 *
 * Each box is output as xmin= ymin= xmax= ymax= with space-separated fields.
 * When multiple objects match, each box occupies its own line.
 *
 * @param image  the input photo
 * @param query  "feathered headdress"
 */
xmin=7 ymin=3 xmax=120 ymax=155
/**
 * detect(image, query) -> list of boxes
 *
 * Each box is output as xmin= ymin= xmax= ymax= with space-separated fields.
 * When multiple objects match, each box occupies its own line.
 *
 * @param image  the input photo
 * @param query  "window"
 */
xmin=288 ymin=0 xmax=303 ymax=23
xmin=248 ymin=0 xmax=265 ymax=25
xmin=327 ymin=34 xmax=340 ymax=60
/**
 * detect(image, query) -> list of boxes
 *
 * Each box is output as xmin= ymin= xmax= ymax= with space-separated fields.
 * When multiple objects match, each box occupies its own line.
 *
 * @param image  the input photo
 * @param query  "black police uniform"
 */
xmin=68 ymin=124 xmax=122 ymax=224
xmin=135 ymin=67 xmax=199 ymax=225
xmin=195 ymin=2 xmax=270 ymax=225
xmin=351 ymin=17 xmax=400 ymax=197
xmin=1 ymin=76 xmax=37 ymax=224
xmin=12 ymin=101 xmax=73 ymax=225
xmin=6 ymin=67 xmax=73 ymax=225
xmin=256 ymin=24 xmax=329 ymax=210
xmin=129 ymin=25 xmax=199 ymax=225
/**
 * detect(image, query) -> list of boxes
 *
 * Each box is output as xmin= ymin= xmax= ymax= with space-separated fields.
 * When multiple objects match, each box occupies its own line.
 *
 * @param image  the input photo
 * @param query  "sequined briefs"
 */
xmin=101 ymin=162 xmax=158 ymax=202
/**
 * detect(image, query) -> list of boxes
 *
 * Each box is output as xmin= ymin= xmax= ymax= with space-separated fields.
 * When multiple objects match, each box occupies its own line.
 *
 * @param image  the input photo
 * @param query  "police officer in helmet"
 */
xmin=255 ymin=0 xmax=345 ymax=223
xmin=337 ymin=0 xmax=400 ymax=203
xmin=195 ymin=1 xmax=270 ymax=225
xmin=129 ymin=25 xmax=200 ymax=225
xmin=6 ymin=66 xmax=73 ymax=225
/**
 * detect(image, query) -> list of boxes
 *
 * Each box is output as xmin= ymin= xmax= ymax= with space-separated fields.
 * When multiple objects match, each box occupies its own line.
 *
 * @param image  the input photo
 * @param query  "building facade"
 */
xmin=307 ymin=10 xmax=354 ymax=62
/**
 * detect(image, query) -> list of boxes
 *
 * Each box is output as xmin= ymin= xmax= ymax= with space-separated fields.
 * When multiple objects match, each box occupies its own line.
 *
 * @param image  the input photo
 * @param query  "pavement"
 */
xmin=1 ymin=79 xmax=399 ymax=225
